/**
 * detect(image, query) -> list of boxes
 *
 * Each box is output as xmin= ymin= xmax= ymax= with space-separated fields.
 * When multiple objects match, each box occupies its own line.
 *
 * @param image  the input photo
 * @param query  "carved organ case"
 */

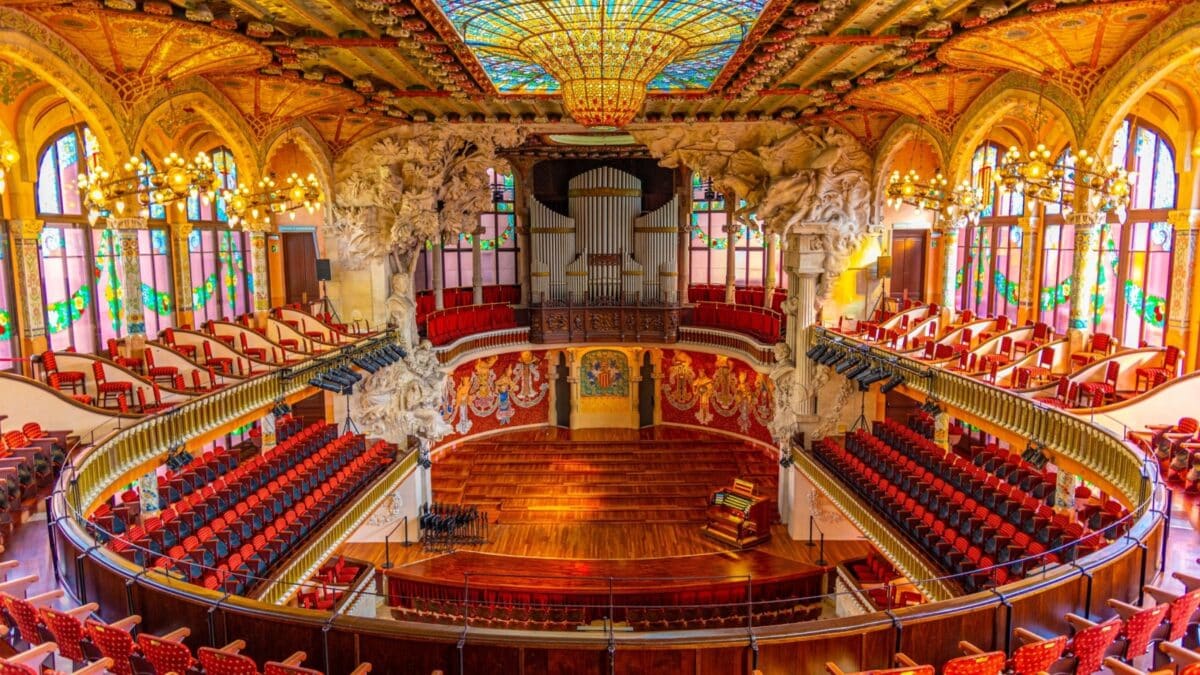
xmin=531 ymin=167 xmax=678 ymax=304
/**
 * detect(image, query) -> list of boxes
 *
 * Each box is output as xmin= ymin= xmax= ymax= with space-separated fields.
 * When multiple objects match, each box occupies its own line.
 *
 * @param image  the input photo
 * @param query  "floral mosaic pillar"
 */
xmin=471 ymin=225 xmax=484 ymax=305
xmin=933 ymin=410 xmax=950 ymax=451
xmin=432 ymin=237 xmax=445 ymax=311
xmin=935 ymin=216 xmax=961 ymax=312
xmin=1016 ymin=215 xmax=1041 ymax=325
xmin=763 ymin=232 xmax=779 ymax=308
xmin=724 ymin=222 xmax=738 ymax=304
xmin=112 ymin=218 xmax=146 ymax=337
xmin=169 ymin=215 xmax=194 ymax=328
xmin=1166 ymin=210 xmax=1199 ymax=356
xmin=10 ymin=219 xmax=45 ymax=342
xmin=1067 ymin=212 xmax=1105 ymax=350
xmin=248 ymin=231 xmax=270 ymax=312
xmin=1054 ymin=469 xmax=1078 ymax=512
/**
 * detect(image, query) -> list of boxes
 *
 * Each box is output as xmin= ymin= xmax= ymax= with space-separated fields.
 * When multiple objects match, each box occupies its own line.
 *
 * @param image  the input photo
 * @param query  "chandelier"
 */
xmin=886 ymin=169 xmax=985 ymax=223
xmin=223 ymin=172 xmax=323 ymax=229
xmin=78 ymin=152 xmax=220 ymax=226
xmin=997 ymin=144 xmax=1134 ymax=220
xmin=0 ymin=141 xmax=17 ymax=193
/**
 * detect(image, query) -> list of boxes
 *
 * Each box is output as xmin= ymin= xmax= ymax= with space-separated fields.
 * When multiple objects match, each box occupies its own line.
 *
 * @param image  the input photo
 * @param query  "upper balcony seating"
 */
xmin=425 ymin=303 xmax=518 ymax=346
xmin=1134 ymin=345 xmax=1182 ymax=393
xmin=687 ymin=284 xmax=786 ymax=313
xmin=1071 ymin=332 xmax=1117 ymax=368
xmin=690 ymin=302 xmax=783 ymax=343
xmin=416 ymin=286 xmax=520 ymax=329
xmin=1127 ymin=417 xmax=1200 ymax=491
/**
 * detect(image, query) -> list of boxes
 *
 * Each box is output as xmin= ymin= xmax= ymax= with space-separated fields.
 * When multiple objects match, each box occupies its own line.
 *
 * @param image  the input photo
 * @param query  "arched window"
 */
xmin=37 ymin=126 xmax=99 ymax=353
xmin=415 ymin=169 xmax=521 ymax=292
xmin=1099 ymin=117 xmax=1177 ymax=346
xmin=958 ymin=142 xmax=1024 ymax=322
xmin=188 ymin=147 xmax=250 ymax=323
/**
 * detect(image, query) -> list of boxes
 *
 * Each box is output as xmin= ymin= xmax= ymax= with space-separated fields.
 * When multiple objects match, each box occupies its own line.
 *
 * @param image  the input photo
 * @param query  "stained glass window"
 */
xmin=187 ymin=147 xmax=237 ymax=222
xmin=1038 ymin=223 xmax=1075 ymax=333
xmin=140 ymin=229 xmax=173 ymax=338
xmin=39 ymin=226 xmax=95 ymax=353
xmin=0 ymin=223 xmax=18 ymax=370
xmin=188 ymin=148 xmax=249 ymax=323
xmin=189 ymin=229 xmax=220 ymax=324
xmin=1100 ymin=116 xmax=1177 ymax=346
xmin=438 ymin=0 xmax=766 ymax=93
xmin=37 ymin=126 xmax=100 ymax=353
xmin=960 ymin=142 xmax=1024 ymax=319
xmin=478 ymin=169 xmax=517 ymax=287
xmin=688 ymin=174 xmax=728 ymax=287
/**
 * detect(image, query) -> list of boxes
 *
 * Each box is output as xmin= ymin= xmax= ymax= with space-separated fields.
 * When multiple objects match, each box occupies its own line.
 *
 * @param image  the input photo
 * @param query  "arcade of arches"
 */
xmin=0 ymin=0 xmax=1196 ymax=673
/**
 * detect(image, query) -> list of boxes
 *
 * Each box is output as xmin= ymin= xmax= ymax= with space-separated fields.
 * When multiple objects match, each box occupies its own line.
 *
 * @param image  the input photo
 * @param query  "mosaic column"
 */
xmin=676 ymin=168 xmax=692 ymax=303
xmin=169 ymin=216 xmax=195 ymax=327
xmin=724 ymin=221 xmax=738 ymax=304
xmin=1067 ymin=212 xmax=1105 ymax=349
xmin=471 ymin=225 xmax=484 ymax=305
xmin=512 ymin=160 xmax=533 ymax=306
xmin=934 ymin=215 xmax=961 ymax=311
xmin=1054 ymin=469 xmax=1078 ymax=512
xmin=112 ymin=218 xmax=146 ymax=338
xmin=1016 ymin=215 xmax=1041 ymax=325
xmin=247 ymin=230 xmax=270 ymax=313
xmin=932 ymin=410 xmax=950 ymax=451
xmin=1166 ymin=210 xmax=1199 ymax=355
xmin=432 ymin=237 xmax=445 ymax=311
xmin=9 ymin=218 xmax=45 ymax=341
xmin=764 ymin=232 xmax=779 ymax=308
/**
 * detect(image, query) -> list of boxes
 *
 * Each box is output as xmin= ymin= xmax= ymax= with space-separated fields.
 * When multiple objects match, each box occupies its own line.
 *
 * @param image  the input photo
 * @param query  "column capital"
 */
xmin=172 ymin=220 xmax=195 ymax=238
xmin=1066 ymin=211 xmax=1106 ymax=229
xmin=7 ymin=218 xmax=43 ymax=240
xmin=785 ymin=230 xmax=825 ymax=276
xmin=110 ymin=216 xmax=148 ymax=230
xmin=1167 ymin=209 xmax=1200 ymax=230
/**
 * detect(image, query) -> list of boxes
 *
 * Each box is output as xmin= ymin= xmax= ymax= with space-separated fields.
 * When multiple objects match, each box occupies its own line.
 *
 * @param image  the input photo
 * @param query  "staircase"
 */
xmin=432 ymin=436 xmax=778 ymax=524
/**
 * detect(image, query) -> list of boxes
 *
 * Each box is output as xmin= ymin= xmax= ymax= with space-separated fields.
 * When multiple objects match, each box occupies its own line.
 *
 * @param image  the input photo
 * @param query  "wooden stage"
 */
xmin=336 ymin=427 xmax=874 ymax=611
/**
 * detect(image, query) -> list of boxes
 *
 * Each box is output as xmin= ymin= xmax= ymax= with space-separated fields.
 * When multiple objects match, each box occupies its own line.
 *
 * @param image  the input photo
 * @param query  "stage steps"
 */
xmin=432 ymin=434 xmax=778 ymax=525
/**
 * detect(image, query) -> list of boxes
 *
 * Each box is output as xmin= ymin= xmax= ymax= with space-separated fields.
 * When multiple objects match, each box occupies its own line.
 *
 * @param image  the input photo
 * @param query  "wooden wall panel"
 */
xmin=282 ymin=231 xmax=320 ymax=305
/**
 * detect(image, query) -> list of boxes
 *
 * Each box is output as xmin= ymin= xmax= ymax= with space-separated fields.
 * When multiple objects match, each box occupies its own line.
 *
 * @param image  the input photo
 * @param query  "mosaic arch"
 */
xmin=435 ymin=0 xmax=767 ymax=93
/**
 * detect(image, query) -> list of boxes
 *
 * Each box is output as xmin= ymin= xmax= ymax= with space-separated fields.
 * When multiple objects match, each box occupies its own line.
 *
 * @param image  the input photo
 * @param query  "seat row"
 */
xmin=1128 ymin=416 xmax=1200 ymax=493
xmin=425 ymin=303 xmax=518 ymax=345
xmin=687 ymin=284 xmax=786 ymax=313
xmin=690 ymin=302 xmax=784 ymax=343
xmin=826 ymin=567 xmax=1200 ymax=675
xmin=0 ymin=567 xmax=372 ymax=675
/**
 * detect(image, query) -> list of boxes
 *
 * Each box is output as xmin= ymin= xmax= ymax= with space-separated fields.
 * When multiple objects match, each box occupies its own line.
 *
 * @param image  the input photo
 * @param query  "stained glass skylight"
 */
xmin=436 ymin=0 xmax=767 ymax=94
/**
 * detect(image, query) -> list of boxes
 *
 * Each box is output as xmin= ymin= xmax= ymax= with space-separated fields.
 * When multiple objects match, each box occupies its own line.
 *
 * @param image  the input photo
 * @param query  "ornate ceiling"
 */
xmin=2 ymin=0 xmax=1189 ymax=154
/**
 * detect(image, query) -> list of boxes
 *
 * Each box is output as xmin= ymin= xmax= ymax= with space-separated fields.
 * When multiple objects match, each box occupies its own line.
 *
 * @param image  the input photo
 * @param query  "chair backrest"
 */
xmin=2 ymin=595 xmax=43 ymax=645
xmin=1092 ymin=333 xmax=1112 ymax=352
xmin=960 ymin=328 xmax=973 ymax=345
xmin=941 ymin=651 xmax=1005 ymax=675
xmin=1070 ymin=618 xmax=1122 ymax=675
xmin=996 ymin=315 xmax=1010 ymax=331
xmin=923 ymin=342 xmax=935 ymax=359
xmin=88 ymin=621 xmax=137 ymax=675
xmin=999 ymin=336 xmax=1013 ymax=355
xmin=1164 ymin=344 xmax=1182 ymax=368
xmin=1120 ymin=602 xmax=1169 ymax=660
xmin=199 ymin=647 xmax=261 ymax=675
xmin=107 ymin=339 xmax=121 ymax=358
xmin=1104 ymin=360 xmax=1120 ymax=385
xmin=42 ymin=351 xmax=59 ymax=374
xmin=1055 ymin=377 xmax=1070 ymax=399
xmin=1167 ymin=588 xmax=1200 ymax=642
xmin=1033 ymin=323 xmax=1049 ymax=340
xmin=1038 ymin=347 xmax=1054 ymax=368
xmin=40 ymin=607 xmax=89 ymax=662
xmin=91 ymin=361 xmax=106 ymax=384
xmin=138 ymin=633 xmax=195 ymax=675
xmin=1010 ymin=635 xmax=1066 ymax=675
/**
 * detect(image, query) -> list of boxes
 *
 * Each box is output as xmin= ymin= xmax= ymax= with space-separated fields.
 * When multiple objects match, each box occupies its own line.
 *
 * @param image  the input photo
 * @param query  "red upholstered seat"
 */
xmin=86 ymin=621 xmax=140 ymax=675
xmin=92 ymin=361 xmax=133 ymax=409
xmin=199 ymin=647 xmax=263 ymax=675
xmin=1013 ymin=323 xmax=1050 ymax=357
xmin=204 ymin=341 xmax=234 ymax=374
xmin=1071 ymin=332 xmax=1115 ymax=367
xmin=1066 ymin=617 xmax=1122 ymax=675
xmin=941 ymin=651 xmax=1005 ymax=675
xmin=42 ymin=351 xmax=85 ymax=393
xmin=143 ymin=348 xmax=179 ymax=386
xmin=107 ymin=339 xmax=142 ymax=372
xmin=1135 ymin=344 xmax=1181 ymax=392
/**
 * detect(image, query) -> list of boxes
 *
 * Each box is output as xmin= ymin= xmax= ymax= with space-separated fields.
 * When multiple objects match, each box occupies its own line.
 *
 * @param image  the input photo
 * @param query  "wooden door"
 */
xmin=890 ymin=230 xmax=927 ymax=302
xmin=282 ymin=231 xmax=319 ymax=305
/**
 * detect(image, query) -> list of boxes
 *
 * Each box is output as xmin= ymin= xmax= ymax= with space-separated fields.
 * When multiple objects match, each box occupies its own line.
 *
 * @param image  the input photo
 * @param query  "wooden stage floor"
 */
xmin=336 ymin=427 xmax=874 ymax=594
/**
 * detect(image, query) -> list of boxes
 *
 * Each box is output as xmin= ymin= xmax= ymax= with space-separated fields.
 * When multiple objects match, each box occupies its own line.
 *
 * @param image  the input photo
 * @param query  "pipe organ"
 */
xmin=531 ymin=167 xmax=678 ymax=305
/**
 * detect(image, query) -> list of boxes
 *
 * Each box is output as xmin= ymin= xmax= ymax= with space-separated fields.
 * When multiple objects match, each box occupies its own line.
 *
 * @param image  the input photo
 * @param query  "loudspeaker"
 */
xmin=875 ymin=255 xmax=893 ymax=279
xmin=315 ymin=258 xmax=332 ymax=281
